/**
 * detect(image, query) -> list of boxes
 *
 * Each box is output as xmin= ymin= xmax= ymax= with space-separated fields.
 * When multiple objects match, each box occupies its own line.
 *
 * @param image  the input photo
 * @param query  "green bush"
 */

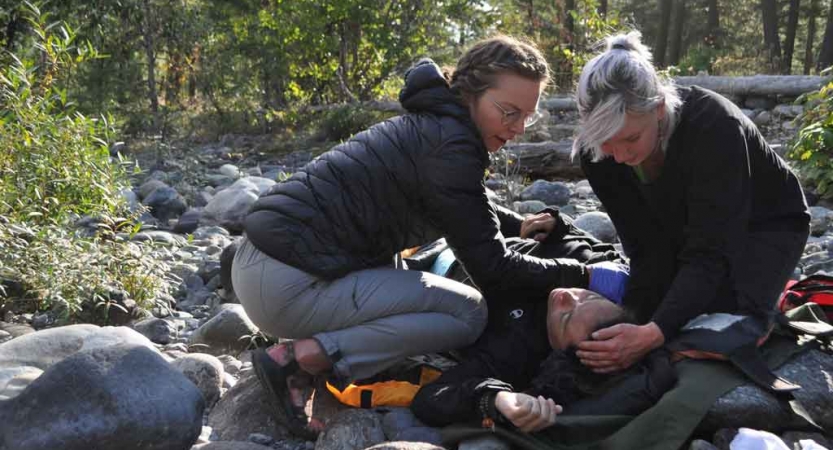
xmin=0 ymin=3 xmax=128 ymax=224
xmin=788 ymin=71 xmax=833 ymax=198
xmin=0 ymin=217 xmax=174 ymax=324
xmin=0 ymin=4 xmax=173 ymax=325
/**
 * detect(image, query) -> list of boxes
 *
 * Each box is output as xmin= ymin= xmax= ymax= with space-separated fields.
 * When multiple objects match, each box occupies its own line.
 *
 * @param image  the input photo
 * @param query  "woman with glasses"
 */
xmin=231 ymin=35 xmax=629 ymax=437
xmin=572 ymin=31 xmax=809 ymax=374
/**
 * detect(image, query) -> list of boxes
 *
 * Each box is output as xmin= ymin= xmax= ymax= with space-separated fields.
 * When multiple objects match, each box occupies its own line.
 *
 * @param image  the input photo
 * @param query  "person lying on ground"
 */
xmin=411 ymin=288 xmax=675 ymax=433
xmin=230 ymin=35 xmax=629 ymax=438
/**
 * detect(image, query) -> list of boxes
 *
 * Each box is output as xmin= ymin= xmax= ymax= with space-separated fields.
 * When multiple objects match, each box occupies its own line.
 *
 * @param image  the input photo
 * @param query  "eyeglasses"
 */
xmin=488 ymin=95 xmax=544 ymax=128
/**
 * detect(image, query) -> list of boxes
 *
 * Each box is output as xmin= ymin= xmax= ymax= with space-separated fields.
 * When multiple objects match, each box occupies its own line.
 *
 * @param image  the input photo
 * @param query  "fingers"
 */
xmin=520 ymin=214 xmax=555 ymax=239
xmin=589 ymin=324 xmax=628 ymax=340
xmin=515 ymin=396 xmax=561 ymax=433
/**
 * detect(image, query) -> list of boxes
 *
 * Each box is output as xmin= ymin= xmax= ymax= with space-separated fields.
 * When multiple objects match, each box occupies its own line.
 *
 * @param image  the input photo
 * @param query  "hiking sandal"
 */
xmin=252 ymin=343 xmax=319 ymax=440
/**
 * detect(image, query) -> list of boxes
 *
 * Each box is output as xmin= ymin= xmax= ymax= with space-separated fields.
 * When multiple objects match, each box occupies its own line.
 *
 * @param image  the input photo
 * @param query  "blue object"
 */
xmin=587 ymin=261 xmax=630 ymax=304
xmin=430 ymin=248 xmax=457 ymax=277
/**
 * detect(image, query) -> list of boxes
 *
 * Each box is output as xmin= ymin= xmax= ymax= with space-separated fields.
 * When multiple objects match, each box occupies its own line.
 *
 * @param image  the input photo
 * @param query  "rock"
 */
xmin=688 ymin=439 xmax=719 ymax=450
xmin=699 ymin=349 xmax=833 ymax=433
xmin=0 ymin=324 xmax=161 ymax=400
xmin=175 ymin=208 xmax=204 ymax=234
xmin=315 ymin=409 xmax=386 ymax=450
xmin=219 ymin=164 xmax=241 ymax=179
xmin=138 ymin=179 xmax=168 ymax=200
xmin=131 ymin=230 xmax=188 ymax=246
xmin=171 ymin=353 xmax=225 ymax=408
xmin=753 ymin=110 xmax=772 ymax=126
xmin=773 ymin=104 xmax=804 ymax=118
xmin=207 ymin=371 xmax=289 ymax=440
xmin=0 ymin=344 xmax=204 ymax=450
xmin=740 ymin=108 xmax=756 ymax=119
xmin=192 ymin=443 xmax=274 ymax=450
xmin=0 ymin=321 xmax=34 ymax=339
xmin=132 ymin=317 xmax=176 ymax=345
xmin=189 ymin=304 xmax=259 ymax=356
xmin=201 ymin=184 xmax=260 ymax=233
xmin=809 ymin=206 xmax=833 ymax=237
xmin=519 ymin=180 xmax=572 ymax=206
xmin=744 ymin=96 xmax=776 ymax=110
xmin=712 ymin=428 xmax=738 ymax=450
xmin=781 ymin=431 xmax=831 ymax=449
xmin=380 ymin=407 xmax=441 ymax=444
xmin=199 ymin=260 xmax=223 ymax=283
xmin=458 ymin=435 xmax=511 ymax=450
xmin=573 ymin=211 xmax=617 ymax=243
xmin=364 ymin=442 xmax=445 ymax=450
xmin=121 ymin=188 xmax=141 ymax=212
xmin=242 ymin=177 xmax=277 ymax=195
xmin=142 ymin=185 xmax=188 ymax=222
xmin=512 ymin=200 xmax=548 ymax=215
xmin=220 ymin=240 xmax=241 ymax=301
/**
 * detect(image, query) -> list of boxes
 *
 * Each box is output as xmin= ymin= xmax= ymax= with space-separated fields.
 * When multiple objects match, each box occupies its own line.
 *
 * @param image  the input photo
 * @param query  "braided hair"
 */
xmin=444 ymin=35 xmax=550 ymax=101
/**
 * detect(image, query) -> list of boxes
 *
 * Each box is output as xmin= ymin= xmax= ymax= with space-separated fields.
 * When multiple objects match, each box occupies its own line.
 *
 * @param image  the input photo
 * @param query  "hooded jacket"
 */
xmin=244 ymin=60 xmax=587 ymax=295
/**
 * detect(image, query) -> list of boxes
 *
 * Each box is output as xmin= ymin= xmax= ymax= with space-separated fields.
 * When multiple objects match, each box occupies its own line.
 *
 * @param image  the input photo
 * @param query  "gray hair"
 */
xmin=572 ymin=31 xmax=681 ymax=161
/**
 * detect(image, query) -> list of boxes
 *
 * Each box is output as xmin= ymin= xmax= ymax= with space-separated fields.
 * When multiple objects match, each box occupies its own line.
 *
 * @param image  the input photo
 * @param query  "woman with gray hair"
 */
xmin=571 ymin=31 xmax=810 ymax=373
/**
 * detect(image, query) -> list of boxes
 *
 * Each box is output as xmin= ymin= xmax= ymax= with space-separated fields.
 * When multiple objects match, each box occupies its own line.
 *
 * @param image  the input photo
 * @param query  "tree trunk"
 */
xmin=761 ymin=0 xmax=782 ymax=73
xmin=654 ymin=0 xmax=673 ymax=67
xmin=598 ymin=0 xmax=608 ymax=17
xmin=819 ymin=0 xmax=833 ymax=72
xmin=141 ymin=0 xmax=159 ymax=128
xmin=674 ymin=74 xmax=827 ymax=96
xmin=804 ymin=0 xmax=819 ymax=74
xmin=668 ymin=0 xmax=686 ymax=66
xmin=706 ymin=0 xmax=720 ymax=48
xmin=781 ymin=0 xmax=801 ymax=74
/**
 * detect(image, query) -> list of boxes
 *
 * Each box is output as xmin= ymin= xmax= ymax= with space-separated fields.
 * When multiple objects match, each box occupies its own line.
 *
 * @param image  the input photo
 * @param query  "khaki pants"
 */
xmin=232 ymin=238 xmax=488 ymax=381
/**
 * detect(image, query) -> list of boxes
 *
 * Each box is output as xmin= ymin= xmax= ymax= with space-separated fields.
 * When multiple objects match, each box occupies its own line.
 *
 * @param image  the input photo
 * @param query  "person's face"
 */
xmin=600 ymin=105 xmax=664 ymax=166
xmin=546 ymin=288 xmax=623 ymax=351
xmin=469 ymin=73 xmax=544 ymax=153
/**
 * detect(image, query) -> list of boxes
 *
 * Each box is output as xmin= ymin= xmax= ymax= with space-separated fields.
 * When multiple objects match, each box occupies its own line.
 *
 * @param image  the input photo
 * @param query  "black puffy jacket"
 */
xmin=244 ymin=60 xmax=587 ymax=295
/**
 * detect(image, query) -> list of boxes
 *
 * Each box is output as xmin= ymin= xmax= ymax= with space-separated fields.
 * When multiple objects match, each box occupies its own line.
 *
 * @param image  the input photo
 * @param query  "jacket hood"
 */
xmin=399 ymin=59 xmax=473 ymax=123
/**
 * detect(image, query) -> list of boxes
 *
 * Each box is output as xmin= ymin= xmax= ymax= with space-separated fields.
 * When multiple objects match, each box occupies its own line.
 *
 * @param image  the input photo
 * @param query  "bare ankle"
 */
xmin=293 ymin=338 xmax=332 ymax=375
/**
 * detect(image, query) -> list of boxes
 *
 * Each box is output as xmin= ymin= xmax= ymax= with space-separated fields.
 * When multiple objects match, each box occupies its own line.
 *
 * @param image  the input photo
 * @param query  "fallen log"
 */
xmin=673 ymin=75 xmax=829 ymax=97
xmin=500 ymin=140 xmax=584 ymax=180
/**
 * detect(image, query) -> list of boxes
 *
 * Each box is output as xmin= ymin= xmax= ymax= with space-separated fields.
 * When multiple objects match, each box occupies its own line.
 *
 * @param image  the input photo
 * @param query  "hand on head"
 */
xmin=576 ymin=322 xmax=665 ymax=373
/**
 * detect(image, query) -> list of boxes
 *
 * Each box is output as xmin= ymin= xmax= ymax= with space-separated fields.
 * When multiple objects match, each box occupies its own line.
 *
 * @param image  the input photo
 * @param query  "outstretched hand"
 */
xmin=494 ymin=391 xmax=563 ymax=433
xmin=576 ymin=322 xmax=665 ymax=373
xmin=520 ymin=213 xmax=557 ymax=242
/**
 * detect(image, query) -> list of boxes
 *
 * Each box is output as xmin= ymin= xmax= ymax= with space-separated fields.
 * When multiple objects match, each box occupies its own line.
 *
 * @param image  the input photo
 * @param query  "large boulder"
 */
xmin=0 ymin=344 xmax=204 ymax=450
xmin=699 ymin=349 xmax=833 ymax=433
xmin=0 ymin=324 xmax=161 ymax=400
xmin=519 ymin=180 xmax=572 ymax=207
xmin=315 ymin=409 xmax=386 ymax=450
xmin=188 ymin=304 xmax=259 ymax=356
xmin=573 ymin=211 xmax=617 ymax=243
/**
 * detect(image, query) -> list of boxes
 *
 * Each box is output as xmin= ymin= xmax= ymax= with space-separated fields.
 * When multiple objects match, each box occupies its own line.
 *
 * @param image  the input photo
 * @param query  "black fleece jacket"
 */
xmin=244 ymin=60 xmax=587 ymax=295
xmin=582 ymin=86 xmax=809 ymax=340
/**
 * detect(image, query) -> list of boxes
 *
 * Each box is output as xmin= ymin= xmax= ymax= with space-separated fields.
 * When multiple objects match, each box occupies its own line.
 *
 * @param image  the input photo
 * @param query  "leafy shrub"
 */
xmin=788 ymin=71 xmax=833 ymax=198
xmin=0 ymin=3 xmax=129 ymax=224
xmin=0 ymin=217 xmax=175 ymax=325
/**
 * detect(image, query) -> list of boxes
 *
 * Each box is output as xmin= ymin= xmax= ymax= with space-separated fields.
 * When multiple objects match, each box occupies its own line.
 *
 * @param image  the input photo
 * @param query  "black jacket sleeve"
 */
xmin=494 ymin=203 xmax=524 ymax=238
xmin=421 ymin=136 xmax=588 ymax=296
xmin=411 ymin=319 xmax=547 ymax=427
